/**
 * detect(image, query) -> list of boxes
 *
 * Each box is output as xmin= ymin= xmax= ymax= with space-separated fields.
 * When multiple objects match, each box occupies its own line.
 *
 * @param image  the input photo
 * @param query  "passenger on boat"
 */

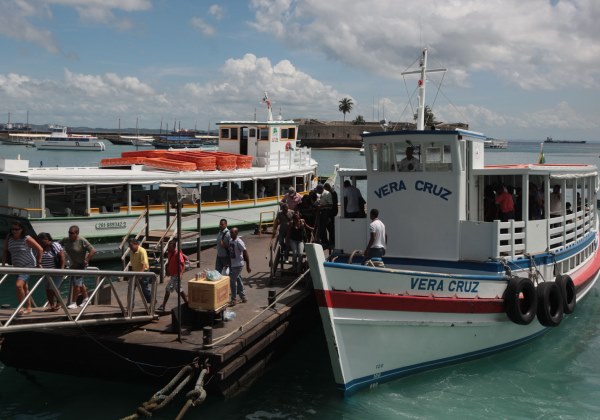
xmin=398 ymin=146 xmax=421 ymax=172
xmin=324 ymin=183 xmax=338 ymax=250
xmin=283 ymin=187 xmax=302 ymax=211
xmin=60 ymin=226 xmax=95 ymax=309
xmin=228 ymin=228 xmax=250 ymax=307
xmin=550 ymin=185 xmax=562 ymax=217
xmin=529 ymin=183 xmax=544 ymax=220
xmin=483 ymin=185 xmax=498 ymax=222
xmin=128 ymin=239 xmax=152 ymax=303
xmin=215 ymin=219 xmax=231 ymax=274
xmin=343 ymin=180 xmax=365 ymax=218
xmin=364 ymin=209 xmax=387 ymax=261
xmin=158 ymin=239 xmax=188 ymax=312
xmin=286 ymin=211 xmax=313 ymax=274
xmin=38 ymin=232 xmax=65 ymax=312
xmin=495 ymin=185 xmax=515 ymax=222
xmin=2 ymin=221 xmax=43 ymax=315
xmin=272 ymin=203 xmax=294 ymax=263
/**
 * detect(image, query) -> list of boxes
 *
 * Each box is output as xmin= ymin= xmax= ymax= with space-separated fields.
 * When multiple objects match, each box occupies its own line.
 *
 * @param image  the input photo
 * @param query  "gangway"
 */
xmin=0 ymin=266 xmax=158 ymax=333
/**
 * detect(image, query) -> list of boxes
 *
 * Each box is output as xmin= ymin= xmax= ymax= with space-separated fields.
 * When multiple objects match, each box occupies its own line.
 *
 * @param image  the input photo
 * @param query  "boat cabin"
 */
xmin=336 ymin=129 xmax=598 ymax=263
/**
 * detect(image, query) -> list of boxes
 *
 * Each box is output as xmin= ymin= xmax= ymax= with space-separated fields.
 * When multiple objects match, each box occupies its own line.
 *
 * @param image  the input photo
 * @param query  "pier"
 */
xmin=0 ymin=234 xmax=318 ymax=397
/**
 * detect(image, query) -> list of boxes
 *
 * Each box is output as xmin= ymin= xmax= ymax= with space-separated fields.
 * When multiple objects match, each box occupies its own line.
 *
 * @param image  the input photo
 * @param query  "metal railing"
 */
xmin=0 ymin=266 xmax=157 ymax=333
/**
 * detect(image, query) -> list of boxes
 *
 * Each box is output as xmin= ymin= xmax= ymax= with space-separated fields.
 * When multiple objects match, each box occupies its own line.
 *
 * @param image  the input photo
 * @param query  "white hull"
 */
xmin=306 ymin=240 xmax=600 ymax=394
xmin=37 ymin=141 xmax=106 ymax=151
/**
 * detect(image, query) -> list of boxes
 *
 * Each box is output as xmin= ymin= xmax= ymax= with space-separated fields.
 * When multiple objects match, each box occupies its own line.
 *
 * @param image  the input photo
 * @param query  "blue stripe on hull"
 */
xmin=339 ymin=328 xmax=549 ymax=396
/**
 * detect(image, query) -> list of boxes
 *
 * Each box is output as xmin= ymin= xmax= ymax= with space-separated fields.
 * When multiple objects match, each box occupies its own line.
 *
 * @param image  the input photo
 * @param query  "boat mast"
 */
xmin=401 ymin=48 xmax=446 ymax=131
xmin=262 ymin=91 xmax=273 ymax=122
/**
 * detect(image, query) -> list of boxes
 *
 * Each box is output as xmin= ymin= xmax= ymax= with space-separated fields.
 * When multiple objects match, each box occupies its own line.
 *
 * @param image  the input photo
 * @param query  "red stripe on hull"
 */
xmin=571 ymin=247 xmax=600 ymax=291
xmin=315 ymin=290 xmax=504 ymax=314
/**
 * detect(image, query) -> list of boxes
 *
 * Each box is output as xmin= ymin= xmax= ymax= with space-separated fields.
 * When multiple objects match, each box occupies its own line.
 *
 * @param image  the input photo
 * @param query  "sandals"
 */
xmin=157 ymin=305 xmax=165 ymax=312
xmin=229 ymin=299 xmax=237 ymax=307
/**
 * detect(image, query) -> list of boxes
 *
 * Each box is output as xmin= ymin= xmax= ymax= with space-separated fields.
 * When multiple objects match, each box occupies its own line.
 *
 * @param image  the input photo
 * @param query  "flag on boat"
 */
xmin=538 ymin=143 xmax=545 ymax=164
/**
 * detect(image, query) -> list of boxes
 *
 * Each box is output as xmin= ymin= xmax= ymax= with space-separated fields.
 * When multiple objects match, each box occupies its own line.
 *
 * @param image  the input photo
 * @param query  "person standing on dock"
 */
xmin=272 ymin=203 xmax=293 ymax=263
xmin=215 ymin=219 xmax=231 ymax=274
xmin=60 ymin=225 xmax=95 ymax=309
xmin=364 ymin=209 xmax=387 ymax=261
xmin=2 ymin=221 xmax=43 ymax=315
xmin=158 ymin=239 xmax=188 ymax=312
xmin=128 ymin=238 xmax=152 ymax=303
xmin=324 ymin=182 xmax=338 ymax=251
xmin=228 ymin=228 xmax=250 ymax=306
xmin=38 ymin=232 xmax=66 ymax=311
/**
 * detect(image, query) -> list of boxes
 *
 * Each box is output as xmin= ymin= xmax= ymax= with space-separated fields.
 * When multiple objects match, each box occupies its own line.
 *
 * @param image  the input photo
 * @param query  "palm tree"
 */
xmin=339 ymin=98 xmax=354 ymax=122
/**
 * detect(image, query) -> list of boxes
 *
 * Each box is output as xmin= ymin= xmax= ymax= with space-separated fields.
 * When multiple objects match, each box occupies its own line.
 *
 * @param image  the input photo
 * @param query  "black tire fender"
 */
xmin=537 ymin=281 xmax=564 ymax=327
xmin=555 ymin=275 xmax=576 ymax=314
xmin=504 ymin=276 xmax=537 ymax=325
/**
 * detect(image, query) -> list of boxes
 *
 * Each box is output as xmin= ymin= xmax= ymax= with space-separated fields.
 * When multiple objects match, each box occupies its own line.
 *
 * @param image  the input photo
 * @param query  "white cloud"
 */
xmin=184 ymin=53 xmax=349 ymax=120
xmin=191 ymin=16 xmax=215 ymax=37
xmin=209 ymin=4 xmax=224 ymax=20
xmin=249 ymin=0 xmax=600 ymax=90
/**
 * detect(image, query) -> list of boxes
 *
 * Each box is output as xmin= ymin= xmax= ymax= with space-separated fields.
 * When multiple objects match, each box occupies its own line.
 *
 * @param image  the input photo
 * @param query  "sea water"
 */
xmin=1 ymin=141 xmax=600 ymax=419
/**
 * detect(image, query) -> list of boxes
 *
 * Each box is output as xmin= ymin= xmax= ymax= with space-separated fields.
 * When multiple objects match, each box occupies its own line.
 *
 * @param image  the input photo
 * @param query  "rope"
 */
xmin=175 ymin=363 xmax=209 ymax=420
xmin=201 ymin=268 xmax=311 ymax=347
xmin=121 ymin=358 xmax=205 ymax=419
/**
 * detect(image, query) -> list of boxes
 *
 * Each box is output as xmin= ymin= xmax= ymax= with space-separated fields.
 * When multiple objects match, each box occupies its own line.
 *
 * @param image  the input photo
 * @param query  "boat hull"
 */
xmin=306 ymin=241 xmax=600 ymax=395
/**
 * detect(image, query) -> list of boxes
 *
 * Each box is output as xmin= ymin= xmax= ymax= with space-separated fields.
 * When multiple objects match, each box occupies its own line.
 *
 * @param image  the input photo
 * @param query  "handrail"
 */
xmin=119 ymin=209 xmax=149 ymax=250
xmin=0 ymin=266 xmax=157 ymax=333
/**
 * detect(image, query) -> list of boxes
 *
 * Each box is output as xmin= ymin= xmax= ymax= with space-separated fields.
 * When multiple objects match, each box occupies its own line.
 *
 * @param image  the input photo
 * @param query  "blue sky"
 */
xmin=0 ymin=0 xmax=599 ymax=140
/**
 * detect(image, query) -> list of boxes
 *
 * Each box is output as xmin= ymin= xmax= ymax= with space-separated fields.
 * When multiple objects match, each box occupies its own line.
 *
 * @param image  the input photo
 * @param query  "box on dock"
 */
xmin=188 ymin=275 xmax=230 ymax=311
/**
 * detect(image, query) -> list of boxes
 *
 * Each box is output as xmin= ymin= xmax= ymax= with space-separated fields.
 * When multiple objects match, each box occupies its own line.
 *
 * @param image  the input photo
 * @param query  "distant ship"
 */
xmin=544 ymin=136 xmax=586 ymax=144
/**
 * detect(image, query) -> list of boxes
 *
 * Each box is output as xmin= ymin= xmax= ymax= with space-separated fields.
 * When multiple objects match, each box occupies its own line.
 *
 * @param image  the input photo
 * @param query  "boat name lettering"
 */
xmin=95 ymin=221 xmax=127 ymax=230
xmin=373 ymin=180 xmax=452 ymax=201
xmin=410 ymin=277 xmax=479 ymax=293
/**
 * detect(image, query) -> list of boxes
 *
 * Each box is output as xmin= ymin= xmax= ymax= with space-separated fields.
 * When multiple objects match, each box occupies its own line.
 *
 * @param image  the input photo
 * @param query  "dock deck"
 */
xmin=0 ymin=233 xmax=318 ymax=396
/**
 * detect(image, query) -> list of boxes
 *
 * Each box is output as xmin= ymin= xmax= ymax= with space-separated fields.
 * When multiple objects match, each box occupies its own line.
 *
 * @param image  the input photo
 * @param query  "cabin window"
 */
xmin=230 ymin=128 xmax=238 ymax=140
xmin=482 ymin=175 xmax=524 ymax=222
xmin=394 ymin=144 xmax=422 ymax=172
xmin=281 ymin=128 xmax=289 ymax=139
xmin=249 ymin=128 xmax=256 ymax=137
xmin=259 ymin=128 xmax=269 ymax=140
xmin=220 ymin=128 xmax=230 ymax=139
xmin=421 ymin=142 xmax=452 ymax=171
xmin=369 ymin=143 xmax=395 ymax=172
xmin=288 ymin=127 xmax=296 ymax=140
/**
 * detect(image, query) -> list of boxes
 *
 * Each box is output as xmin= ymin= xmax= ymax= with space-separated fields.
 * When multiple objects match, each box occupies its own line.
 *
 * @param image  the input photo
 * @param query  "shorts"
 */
xmin=16 ymin=274 xmax=30 ymax=282
xmin=166 ymin=276 xmax=182 ymax=293
xmin=71 ymin=276 xmax=84 ymax=287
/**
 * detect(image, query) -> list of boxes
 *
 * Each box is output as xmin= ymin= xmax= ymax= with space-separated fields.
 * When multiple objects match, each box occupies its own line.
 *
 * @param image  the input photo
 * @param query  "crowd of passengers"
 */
xmin=484 ymin=183 xmax=584 ymax=223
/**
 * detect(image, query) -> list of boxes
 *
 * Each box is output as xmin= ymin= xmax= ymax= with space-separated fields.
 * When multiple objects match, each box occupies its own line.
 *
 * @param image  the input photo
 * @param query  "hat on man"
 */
xmin=288 ymin=186 xmax=295 ymax=194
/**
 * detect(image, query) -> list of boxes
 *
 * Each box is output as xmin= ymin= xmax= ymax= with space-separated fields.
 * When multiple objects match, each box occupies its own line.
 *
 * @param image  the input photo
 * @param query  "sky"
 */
xmin=0 ymin=0 xmax=599 ymax=140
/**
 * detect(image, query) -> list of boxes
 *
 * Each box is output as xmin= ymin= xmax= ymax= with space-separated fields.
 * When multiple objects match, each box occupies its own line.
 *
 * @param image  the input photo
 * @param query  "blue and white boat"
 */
xmin=37 ymin=126 xmax=106 ymax=151
xmin=306 ymin=48 xmax=600 ymax=395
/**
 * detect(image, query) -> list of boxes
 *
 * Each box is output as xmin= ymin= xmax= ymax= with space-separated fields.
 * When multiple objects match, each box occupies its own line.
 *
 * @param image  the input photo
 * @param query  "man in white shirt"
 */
xmin=399 ymin=146 xmax=420 ymax=171
xmin=550 ymin=185 xmax=562 ymax=216
xmin=364 ymin=208 xmax=387 ymax=260
xmin=343 ymin=180 xmax=365 ymax=218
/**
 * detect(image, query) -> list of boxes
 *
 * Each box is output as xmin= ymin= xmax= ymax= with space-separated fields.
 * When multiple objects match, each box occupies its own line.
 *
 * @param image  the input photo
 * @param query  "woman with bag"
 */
xmin=38 ymin=232 xmax=66 ymax=311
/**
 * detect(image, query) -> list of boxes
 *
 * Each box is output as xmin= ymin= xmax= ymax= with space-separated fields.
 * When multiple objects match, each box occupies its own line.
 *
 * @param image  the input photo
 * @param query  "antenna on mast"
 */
xmin=401 ymin=48 xmax=446 ymax=130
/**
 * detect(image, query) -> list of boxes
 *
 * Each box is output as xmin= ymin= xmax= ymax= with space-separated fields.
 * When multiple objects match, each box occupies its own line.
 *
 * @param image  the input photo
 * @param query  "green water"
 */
xmin=2 ymin=143 xmax=600 ymax=418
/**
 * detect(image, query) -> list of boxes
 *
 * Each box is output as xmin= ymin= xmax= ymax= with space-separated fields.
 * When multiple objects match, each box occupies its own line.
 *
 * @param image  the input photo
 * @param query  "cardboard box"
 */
xmin=188 ymin=275 xmax=230 ymax=311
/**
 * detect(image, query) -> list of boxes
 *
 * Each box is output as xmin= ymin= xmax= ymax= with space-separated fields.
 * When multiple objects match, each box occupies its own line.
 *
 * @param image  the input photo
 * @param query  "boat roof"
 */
xmin=216 ymin=120 xmax=297 ymax=126
xmin=0 ymin=162 xmax=318 ymax=186
xmin=477 ymin=163 xmax=598 ymax=177
xmin=362 ymin=129 xmax=487 ymax=141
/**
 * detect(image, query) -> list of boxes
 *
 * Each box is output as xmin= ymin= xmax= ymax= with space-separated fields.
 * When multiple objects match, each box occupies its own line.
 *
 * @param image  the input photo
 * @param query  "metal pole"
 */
xmin=196 ymin=183 xmax=201 ymax=268
xmin=177 ymin=193 xmax=182 ymax=342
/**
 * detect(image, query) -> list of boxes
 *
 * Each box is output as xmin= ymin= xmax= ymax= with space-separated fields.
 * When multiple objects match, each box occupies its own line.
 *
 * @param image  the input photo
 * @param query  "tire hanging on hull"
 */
xmin=504 ymin=276 xmax=537 ymax=325
xmin=536 ymin=281 xmax=564 ymax=327
xmin=555 ymin=274 xmax=576 ymax=314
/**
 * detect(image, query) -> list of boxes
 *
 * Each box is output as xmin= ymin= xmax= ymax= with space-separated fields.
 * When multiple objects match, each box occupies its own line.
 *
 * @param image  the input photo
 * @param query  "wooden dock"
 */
xmin=0 ymin=233 xmax=318 ymax=397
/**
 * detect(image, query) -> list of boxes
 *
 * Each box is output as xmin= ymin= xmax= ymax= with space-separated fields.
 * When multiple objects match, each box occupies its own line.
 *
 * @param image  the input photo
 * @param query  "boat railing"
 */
xmin=264 ymin=147 xmax=312 ymax=171
xmin=0 ymin=205 xmax=44 ymax=219
xmin=0 ymin=266 xmax=157 ymax=333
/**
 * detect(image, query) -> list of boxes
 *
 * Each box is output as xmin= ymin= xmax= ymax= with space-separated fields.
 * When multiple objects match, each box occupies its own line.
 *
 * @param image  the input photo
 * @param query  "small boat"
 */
xmin=37 ymin=126 xmax=106 ymax=151
xmin=1 ymin=133 xmax=39 ymax=146
xmin=484 ymin=138 xmax=508 ymax=149
xmin=305 ymin=48 xmax=600 ymax=395
xmin=153 ymin=135 xmax=217 ymax=149
xmin=544 ymin=136 xmax=586 ymax=144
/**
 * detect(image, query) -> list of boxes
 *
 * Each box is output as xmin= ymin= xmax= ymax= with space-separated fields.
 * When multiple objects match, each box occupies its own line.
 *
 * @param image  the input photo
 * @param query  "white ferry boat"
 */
xmin=0 ymin=95 xmax=317 ymax=253
xmin=37 ymin=126 xmax=106 ymax=151
xmin=305 ymin=48 xmax=600 ymax=395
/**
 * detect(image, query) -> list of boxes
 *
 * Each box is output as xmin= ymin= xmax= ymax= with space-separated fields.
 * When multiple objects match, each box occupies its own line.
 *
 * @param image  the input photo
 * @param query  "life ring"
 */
xmin=536 ymin=282 xmax=564 ymax=327
xmin=504 ymin=276 xmax=537 ymax=325
xmin=285 ymin=141 xmax=291 ymax=151
xmin=555 ymin=275 xmax=576 ymax=314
